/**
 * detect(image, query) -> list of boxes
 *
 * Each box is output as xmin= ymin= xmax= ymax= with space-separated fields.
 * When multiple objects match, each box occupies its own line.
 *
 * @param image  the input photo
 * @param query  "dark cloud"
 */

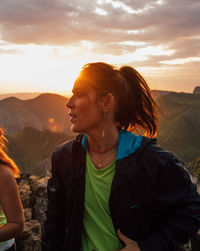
xmin=0 ymin=0 xmax=199 ymax=64
xmin=0 ymin=0 xmax=94 ymax=44
xmin=168 ymin=38 xmax=200 ymax=59
xmin=132 ymin=37 xmax=200 ymax=68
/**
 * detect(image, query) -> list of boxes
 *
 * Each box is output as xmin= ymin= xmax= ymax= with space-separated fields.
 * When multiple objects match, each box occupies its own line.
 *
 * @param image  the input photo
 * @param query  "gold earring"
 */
xmin=102 ymin=111 xmax=106 ymax=138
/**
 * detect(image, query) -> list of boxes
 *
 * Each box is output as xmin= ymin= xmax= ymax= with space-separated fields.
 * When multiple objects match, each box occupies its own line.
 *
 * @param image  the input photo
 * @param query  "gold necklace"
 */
xmin=89 ymin=142 xmax=118 ymax=154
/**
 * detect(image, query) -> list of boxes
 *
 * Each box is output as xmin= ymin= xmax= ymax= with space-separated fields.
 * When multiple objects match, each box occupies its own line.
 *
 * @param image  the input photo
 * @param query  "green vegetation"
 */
xmin=157 ymin=92 xmax=200 ymax=163
xmin=7 ymin=127 xmax=74 ymax=175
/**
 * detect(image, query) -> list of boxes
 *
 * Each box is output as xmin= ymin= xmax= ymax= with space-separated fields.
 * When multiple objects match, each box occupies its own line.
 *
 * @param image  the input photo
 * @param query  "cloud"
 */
xmin=0 ymin=0 xmax=199 ymax=65
xmin=0 ymin=48 xmax=23 ymax=54
xmin=90 ymin=41 xmax=146 ymax=55
xmin=169 ymin=37 xmax=200 ymax=59
xmin=151 ymin=60 xmax=200 ymax=92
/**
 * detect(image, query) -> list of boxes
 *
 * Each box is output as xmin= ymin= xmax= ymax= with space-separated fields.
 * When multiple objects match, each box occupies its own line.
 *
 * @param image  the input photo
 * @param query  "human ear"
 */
xmin=101 ymin=93 xmax=115 ymax=113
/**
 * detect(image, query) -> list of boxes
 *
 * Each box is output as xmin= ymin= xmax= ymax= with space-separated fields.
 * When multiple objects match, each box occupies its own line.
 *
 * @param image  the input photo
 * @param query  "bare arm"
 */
xmin=0 ymin=164 xmax=24 ymax=241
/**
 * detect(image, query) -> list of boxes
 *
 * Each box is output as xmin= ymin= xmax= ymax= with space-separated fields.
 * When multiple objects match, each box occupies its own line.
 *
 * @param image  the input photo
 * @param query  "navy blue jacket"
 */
xmin=42 ymin=133 xmax=200 ymax=251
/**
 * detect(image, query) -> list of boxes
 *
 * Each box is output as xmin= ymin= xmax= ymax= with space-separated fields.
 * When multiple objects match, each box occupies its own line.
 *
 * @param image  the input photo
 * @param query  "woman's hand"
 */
xmin=115 ymin=229 xmax=141 ymax=251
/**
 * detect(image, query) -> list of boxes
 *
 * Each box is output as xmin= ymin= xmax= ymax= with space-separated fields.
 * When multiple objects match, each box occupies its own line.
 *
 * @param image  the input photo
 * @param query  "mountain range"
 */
xmin=157 ymin=92 xmax=200 ymax=163
xmin=7 ymin=127 xmax=72 ymax=175
xmin=0 ymin=93 xmax=71 ymax=135
xmin=0 ymin=92 xmax=41 ymax=100
xmin=0 ymin=91 xmax=199 ymax=177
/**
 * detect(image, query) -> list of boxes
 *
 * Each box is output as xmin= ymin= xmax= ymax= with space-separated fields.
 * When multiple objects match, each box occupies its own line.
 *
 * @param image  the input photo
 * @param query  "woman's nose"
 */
xmin=66 ymin=96 xmax=74 ymax=108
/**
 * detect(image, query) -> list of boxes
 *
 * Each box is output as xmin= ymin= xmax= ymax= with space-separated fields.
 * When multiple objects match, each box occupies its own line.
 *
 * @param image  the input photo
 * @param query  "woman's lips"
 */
xmin=69 ymin=113 xmax=77 ymax=122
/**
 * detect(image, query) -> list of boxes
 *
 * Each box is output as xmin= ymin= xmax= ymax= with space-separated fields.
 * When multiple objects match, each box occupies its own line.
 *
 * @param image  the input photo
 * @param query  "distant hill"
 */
xmin=157 ymin=92 xmax=200 ymax=163
xmin=151 ymin=90 xmax=173 ymax=99
xmin=0 ymin=92 xmax=41 ymax=100
xmin=7 ymin=127 xmax=73 ymax=175
xmin=0 ymin=90 xmax=175 ymax=135
xmin=0 ymin=93 xmax=72 ymax=135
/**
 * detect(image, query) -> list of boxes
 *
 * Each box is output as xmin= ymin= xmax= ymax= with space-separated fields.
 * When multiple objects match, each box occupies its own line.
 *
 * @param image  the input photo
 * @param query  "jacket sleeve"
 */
xmin=41 ymin=150 xmax=67 ymax=251
xmin=138 ymin=146 xmax=200 ymax=251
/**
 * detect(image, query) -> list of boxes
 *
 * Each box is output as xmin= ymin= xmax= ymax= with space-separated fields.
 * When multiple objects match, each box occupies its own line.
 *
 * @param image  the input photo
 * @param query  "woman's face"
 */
xmin=66 ymin=79 xmax=104 ymax=134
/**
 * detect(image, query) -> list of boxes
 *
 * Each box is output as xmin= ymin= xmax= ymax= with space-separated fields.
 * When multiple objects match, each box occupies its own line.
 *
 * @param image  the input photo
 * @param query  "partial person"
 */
xmin=42 ymin=62 xmax=200 ymax=251
xmin=0 ymin=128 xmax=24 ymax=251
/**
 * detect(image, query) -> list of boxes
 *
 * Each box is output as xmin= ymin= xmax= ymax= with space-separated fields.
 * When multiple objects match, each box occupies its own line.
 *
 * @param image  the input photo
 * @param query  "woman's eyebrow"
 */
xmin=72 ymin=87 xmax=85 ymax=93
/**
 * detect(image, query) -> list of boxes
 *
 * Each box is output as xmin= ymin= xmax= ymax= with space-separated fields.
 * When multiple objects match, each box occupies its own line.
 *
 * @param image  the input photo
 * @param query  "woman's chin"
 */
xmin=71 ymin=125 xmax=77 ymax=133
xmin=71 ymin=125 xmax=84 ymax=134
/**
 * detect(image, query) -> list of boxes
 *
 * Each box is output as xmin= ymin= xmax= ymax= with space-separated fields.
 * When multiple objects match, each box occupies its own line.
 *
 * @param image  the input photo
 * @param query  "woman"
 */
xmin=42 ymin=62 xmax=200 ymax=251
xmin=0 ymin=128 xmax=24 ymax=251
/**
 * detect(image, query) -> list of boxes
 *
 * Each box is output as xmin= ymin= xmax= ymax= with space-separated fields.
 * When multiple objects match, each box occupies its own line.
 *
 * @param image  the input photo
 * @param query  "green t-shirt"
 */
xmin=0 ymin=204 xmax=8 ymax=246
xmin=81 ymin=152 xmax=123 ymax=251
xmin=0 ymin=205 xmax=7 ymax=226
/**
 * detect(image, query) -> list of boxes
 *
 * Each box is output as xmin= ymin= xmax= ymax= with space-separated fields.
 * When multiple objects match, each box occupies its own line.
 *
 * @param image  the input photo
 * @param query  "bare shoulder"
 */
xmin=0 ymin=163 xmax=13 ymax=175
xmin=0 ymin=163 xmax=15 ymax=185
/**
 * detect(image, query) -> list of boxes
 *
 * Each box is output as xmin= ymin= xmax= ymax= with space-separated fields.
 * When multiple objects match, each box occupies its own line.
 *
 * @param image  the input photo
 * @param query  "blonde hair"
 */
xmin=0 ymin=128 xmax=20 ymax=178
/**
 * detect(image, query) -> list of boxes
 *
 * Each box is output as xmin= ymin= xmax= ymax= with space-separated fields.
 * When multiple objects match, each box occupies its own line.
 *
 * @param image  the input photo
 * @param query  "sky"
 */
xmin=0 ymin=0 xmax=200 ymax=94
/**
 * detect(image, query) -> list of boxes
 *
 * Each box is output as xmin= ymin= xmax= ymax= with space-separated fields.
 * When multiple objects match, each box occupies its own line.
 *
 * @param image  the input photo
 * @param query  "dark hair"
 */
xmin=0 ymin=128 xmax=20 ymax=178
xmin=78 ymin=62 xmax=159 ymax=138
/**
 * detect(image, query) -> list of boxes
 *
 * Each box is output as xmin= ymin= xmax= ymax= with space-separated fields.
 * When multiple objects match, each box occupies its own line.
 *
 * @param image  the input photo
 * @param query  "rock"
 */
xmin=16 ymin=175 xmax=49 ymax=250
xmin=36 ymin=157 xmax=51 ymax=178
xmin=16 ymin=172 xmax=31 ymax=184
xmin=16 ymin=220 xmax=41 ymax=251
xmin=29 ymin=176 xmax=49 ymax=226
xmin=193 ymin=86 xmax=200 ymax=94
xmin=24 ymin=208 xmax=32 ymax=222
xmin=18 ymin=183 xmax=31 ymax=208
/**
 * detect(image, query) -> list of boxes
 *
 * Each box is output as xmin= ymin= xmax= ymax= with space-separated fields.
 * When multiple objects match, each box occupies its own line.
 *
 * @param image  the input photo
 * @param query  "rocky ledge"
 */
xmin=16 ymin=175 xmax=200 ymax=251
xmin=16 ymin=175 xmax=49 ymax=251
xmin=193 ymin=86 xmax=200 ymax=94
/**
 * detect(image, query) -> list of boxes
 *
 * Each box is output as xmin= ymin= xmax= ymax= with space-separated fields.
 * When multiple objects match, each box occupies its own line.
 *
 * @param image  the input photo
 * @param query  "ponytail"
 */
xmin=0 ymin=128 xmax=20 ymax=178
xmin=118 ymin=66 xmax=159 ymax=137
xmin=79 ymin=62 xmax=159 ymax=138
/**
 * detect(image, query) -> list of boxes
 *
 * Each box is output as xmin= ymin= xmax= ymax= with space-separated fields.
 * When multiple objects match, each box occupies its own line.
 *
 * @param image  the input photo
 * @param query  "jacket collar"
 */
xmin=112 ymin=136 xmax=157 ymax=192
xmin=74 ymin=132 xmax=157 ymax=192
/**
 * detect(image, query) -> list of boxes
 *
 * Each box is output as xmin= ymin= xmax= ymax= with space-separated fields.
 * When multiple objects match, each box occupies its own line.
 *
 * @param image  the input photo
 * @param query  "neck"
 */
xmin=87 ymin=126 xmax=119 ymax=153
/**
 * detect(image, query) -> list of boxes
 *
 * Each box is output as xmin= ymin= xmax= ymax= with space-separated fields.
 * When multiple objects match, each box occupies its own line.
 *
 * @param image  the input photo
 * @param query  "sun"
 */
xmin=0 ymin=44 xmax=85 ymax=94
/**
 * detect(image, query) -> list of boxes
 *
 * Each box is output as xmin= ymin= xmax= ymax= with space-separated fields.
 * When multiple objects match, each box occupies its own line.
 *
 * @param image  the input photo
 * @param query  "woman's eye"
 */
xmin=75 ymin=91 xmax=83 ymax=97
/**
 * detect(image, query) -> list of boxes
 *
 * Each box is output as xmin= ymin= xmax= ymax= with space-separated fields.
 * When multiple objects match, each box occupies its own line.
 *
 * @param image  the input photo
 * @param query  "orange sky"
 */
xmin=0 ymin=0 xmax=200 ymax=94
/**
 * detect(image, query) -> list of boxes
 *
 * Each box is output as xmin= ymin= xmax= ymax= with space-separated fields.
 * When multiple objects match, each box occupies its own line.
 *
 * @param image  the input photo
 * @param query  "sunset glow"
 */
xmin=0 ymin=45 xmax=84 ymax=93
